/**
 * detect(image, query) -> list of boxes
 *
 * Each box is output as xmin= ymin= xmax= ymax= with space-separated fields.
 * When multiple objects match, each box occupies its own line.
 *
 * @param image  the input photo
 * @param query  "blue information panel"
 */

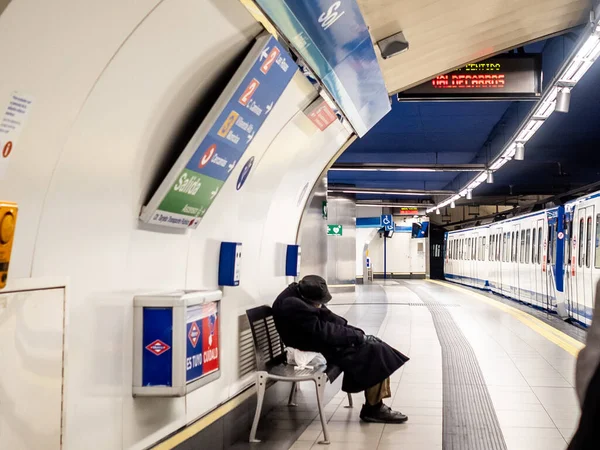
xmin=255 ymin=0 xmax=391 ymax=137
xmin=142 ymin=308 xmax=173 ymax=387
xmin=141 ymin=34 xmax=297 ymax=228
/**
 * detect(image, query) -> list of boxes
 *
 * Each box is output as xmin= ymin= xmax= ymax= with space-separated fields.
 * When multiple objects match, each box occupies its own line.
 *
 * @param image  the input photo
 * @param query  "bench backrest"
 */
xmin=246 ymin=305 xmax=286 ymax=371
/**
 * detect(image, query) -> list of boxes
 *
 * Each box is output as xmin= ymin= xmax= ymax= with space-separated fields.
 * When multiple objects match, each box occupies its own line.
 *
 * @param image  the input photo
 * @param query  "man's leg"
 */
xmin=360 ymin=378 xmax=407 ymax=423
xmin=364 ymin=377 xmax=392 ymax=406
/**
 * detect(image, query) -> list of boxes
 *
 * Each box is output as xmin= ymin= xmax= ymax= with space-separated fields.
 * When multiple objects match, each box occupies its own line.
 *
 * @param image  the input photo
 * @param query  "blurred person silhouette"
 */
xmin=568 ymin=280 xmax=600 ymax=450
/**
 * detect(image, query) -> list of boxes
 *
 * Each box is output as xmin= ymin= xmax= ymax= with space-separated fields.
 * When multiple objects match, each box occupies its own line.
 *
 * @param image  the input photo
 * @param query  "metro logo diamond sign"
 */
xmin=140 ymin=35 xmax=296 ymax=229
xmin=188 ymin=321 xmax=200 ymax=348
xmin=145 ymin=339 xmax=171 ymax=356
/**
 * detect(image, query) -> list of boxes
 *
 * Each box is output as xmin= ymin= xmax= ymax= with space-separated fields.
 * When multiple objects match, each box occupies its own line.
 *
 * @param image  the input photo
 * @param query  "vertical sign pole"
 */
xmin=383 ymin=234 xmax=387 ymax=280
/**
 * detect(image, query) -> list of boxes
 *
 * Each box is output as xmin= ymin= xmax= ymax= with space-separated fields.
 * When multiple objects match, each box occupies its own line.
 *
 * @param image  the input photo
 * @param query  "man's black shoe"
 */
xmin=359 ymin=403 xmax=408 ymax=423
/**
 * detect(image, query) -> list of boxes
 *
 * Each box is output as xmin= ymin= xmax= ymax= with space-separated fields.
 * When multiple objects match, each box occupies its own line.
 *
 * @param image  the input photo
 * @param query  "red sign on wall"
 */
xmin=202 ymin=313 xmax=219 ymax=374
xmin=304 ymin=98 xmax=337 ymax=131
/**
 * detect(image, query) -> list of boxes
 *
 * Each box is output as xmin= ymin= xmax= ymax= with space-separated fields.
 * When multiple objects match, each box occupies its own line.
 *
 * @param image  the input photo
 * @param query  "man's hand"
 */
xmin=363 ymin=335 xmax=382 ymax=344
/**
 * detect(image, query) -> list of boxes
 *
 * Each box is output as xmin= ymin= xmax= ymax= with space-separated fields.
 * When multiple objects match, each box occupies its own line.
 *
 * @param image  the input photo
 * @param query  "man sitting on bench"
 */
xmin=272 ymin=275 xmax=410 ymax=423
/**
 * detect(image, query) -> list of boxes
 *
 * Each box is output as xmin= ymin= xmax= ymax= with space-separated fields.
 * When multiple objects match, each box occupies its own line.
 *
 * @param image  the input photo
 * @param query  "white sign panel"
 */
xmin=0 ymin=92 xmax=34 ymax=180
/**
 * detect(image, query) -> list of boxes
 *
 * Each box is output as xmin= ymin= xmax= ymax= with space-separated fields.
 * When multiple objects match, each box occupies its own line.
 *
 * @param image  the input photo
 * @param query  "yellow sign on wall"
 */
xmin=0 ymin=202 xmax=18 ymax=289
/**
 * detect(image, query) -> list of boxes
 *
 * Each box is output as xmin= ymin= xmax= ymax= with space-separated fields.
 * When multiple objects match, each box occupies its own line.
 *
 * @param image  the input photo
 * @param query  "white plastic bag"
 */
xmin=286 ymin=347 xmax=327 ymax=370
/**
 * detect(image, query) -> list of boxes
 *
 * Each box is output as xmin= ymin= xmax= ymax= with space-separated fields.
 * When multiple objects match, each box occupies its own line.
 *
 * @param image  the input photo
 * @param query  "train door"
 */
xmin=533 ymin=218 xmax=544 ymax=307
xmin=495 ymin=229 xmax=503 ymax=292
xmin=471 ymin=233 xmax=479 ymax=286
xmin=574 ymin=206 xmax=595 ymax=322
xmin=512 ymin=224 xmax=521 ymax=298
xmin=564 ymin=212 xmax=574 ymax=316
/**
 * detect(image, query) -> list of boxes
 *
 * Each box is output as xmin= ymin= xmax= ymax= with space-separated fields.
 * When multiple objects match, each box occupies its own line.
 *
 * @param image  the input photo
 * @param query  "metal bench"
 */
xmin=246 ymin=305 xmax=353 ymax=445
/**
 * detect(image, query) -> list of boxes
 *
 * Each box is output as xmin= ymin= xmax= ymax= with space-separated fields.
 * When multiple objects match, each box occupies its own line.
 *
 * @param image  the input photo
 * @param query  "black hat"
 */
xmin=298 ymin=275 xmax=332 ymax=304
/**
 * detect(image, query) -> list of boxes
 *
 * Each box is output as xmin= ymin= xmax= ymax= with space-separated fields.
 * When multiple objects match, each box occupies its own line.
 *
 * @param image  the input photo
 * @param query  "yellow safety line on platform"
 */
xmin=427 ymin=280 xmax=585 ymax=357
xmin=152 ymin=388 xmax=255 ymax=450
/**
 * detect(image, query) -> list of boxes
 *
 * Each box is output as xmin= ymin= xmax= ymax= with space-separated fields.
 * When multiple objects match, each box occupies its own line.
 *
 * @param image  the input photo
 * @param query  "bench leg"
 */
xmin=249 ymin=372 xmax=267 ymax=443
xmin=288 ymin=382 xmax=298 ymax=407
xmin=344 ymin=392 xmax=353 ymax=408
xmin=314 ymin=374 xmax=330 ymax=445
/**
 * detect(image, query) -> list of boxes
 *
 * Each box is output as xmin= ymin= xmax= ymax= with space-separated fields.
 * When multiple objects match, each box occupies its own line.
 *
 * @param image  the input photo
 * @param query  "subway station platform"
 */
xmin=233 ymin=280 xmax=584 ymax=450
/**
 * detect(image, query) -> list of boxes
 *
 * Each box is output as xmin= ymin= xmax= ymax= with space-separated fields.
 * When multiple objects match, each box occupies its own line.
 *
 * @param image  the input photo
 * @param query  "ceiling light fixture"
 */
xmin=377 ymin=31 xmax=410 ymax=59
xmin=514 ymin=143 xmax=525 ymax=161
xmin=555 ymin=87 xmax=571 ymax=113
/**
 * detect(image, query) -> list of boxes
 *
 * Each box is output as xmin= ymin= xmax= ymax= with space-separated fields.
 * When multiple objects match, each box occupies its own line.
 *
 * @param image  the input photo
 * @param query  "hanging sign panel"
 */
xmin=140 ymin=34 xmax=296 ymax=229
xmin=397 ymin=55 xmax=542 ymax=101
xmin=254 ymin=0 xmax=391 ymax=137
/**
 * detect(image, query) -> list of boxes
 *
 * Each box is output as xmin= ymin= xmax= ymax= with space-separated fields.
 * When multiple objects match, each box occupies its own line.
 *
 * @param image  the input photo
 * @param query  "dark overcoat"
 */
xmin=272 ymin=283 xmax=409 ymax=393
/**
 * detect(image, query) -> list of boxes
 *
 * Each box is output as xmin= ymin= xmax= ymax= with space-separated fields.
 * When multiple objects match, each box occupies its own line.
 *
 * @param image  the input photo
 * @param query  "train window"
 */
xmin=524 ymin=230 xmax=531 ymax=264
xmin=520 ymin=231 xmax=526 ymax=264
xmin=548 ymin=225 xmax=555 ymax=264
xmin=511 ymin=231 xmax=519 ymax=262
xmin=489 ymin=235 xmax=494 ymax=261
xmin=497 ymin=233 xmax=501 ymax=261
xmin=531 ymin=228 xmax=537 ymax=264
xmin=537 ymin=227 xmax=542 ymax=264
xmin=579 ymin=219 xmax=585 ymax=268
xmin=482 ymin=237 xmax=486 ymax=261
xmin=586 ymin=216 xmax=592 ymax=268
xmin=473 ymin=238 xmax=477 ymax=260
xmin=595 ymin=215 xmax=600 ymax=269
xmin=503 ymin=233 xmax=508 ymax=262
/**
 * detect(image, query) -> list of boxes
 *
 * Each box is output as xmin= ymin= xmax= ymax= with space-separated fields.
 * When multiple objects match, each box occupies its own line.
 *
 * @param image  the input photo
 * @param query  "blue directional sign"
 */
xmin=255 ymin=0 xmax=391 ymax=137
xmin=381 ymin=214 xmax=393 ymax=231
xmin=141 ymin=34 xmax=297 ymax=228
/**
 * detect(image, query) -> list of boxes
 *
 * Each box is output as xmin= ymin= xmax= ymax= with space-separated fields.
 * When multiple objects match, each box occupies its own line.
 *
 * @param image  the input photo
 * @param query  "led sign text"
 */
xmin=432 ymin=74 xmax=505 ymax=89
xmin=397 ymin=55 xmax=541 ymax=101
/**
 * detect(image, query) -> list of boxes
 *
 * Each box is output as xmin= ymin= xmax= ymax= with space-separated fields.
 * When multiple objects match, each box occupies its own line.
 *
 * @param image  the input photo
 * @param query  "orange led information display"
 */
xmin=0 ymin=201 xmax=18 ymax=289
xmin=397 ymin=55 xmax=541 ymax=101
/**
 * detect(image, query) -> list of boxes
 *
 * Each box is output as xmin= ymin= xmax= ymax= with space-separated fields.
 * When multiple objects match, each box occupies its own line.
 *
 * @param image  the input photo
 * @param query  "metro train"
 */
xmin=444 ymin=190 xmax=600 ymax=326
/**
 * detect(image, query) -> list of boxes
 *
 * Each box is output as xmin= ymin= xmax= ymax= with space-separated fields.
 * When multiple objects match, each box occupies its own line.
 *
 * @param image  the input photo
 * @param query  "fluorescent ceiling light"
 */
xmin=337 ymin=190 xmax=433 ymax=196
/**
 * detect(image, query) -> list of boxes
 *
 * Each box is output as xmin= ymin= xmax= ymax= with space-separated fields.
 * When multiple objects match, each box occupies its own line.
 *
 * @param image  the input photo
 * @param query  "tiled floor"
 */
xmin=254 ymin=281 xmax=582 ymax=450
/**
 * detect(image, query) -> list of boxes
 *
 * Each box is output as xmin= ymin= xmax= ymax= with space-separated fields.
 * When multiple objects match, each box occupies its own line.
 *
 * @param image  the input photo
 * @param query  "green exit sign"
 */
xmin=327 ymin=224 xmax=343 ymax=236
